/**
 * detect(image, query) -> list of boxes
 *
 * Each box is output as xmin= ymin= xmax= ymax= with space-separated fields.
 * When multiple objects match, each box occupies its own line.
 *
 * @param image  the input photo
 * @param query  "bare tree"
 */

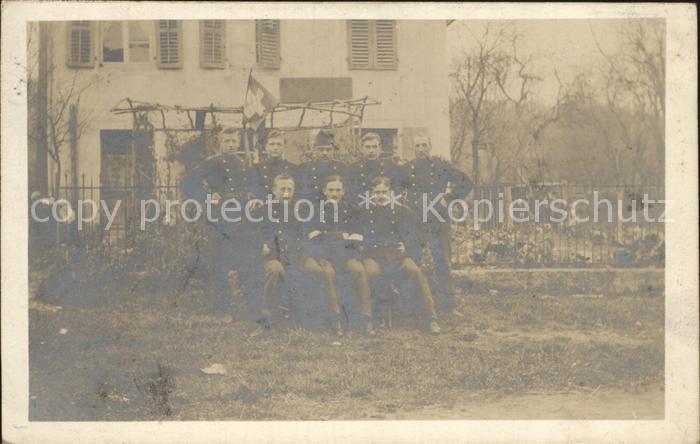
xmin=28 ymin=25 xmax=95 ymax=197
xmin=592 ymin=19 xmax=665 ymax=185
xmin=451 ymin=25 xmax=564 ymax=185
xmin=450 ymin=24 xmax=512 ymax=184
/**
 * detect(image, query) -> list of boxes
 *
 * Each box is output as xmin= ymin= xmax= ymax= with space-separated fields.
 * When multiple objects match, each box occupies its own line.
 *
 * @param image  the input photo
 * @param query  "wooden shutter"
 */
xmin=200 ymin=20 xmax=225 ymax=69
xmin=348 ymin=20 xmax=397 ymax=70
xmin=67 ymin=21 xmax=94 ymax=68
xmin=255 ymin=20 xmax=280 ymax=69
xmin=373 ymin=20 xmax=397 ymax=70
xmin=348 ymin=20 xmax=371 ymax=69
xmin=156 ymin=20 xmax=182 ymax=69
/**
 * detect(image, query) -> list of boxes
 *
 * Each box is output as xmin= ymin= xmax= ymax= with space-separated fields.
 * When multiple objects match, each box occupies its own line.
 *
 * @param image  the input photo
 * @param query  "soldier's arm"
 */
xmin=391 ymin=163 xmax=406 ymax=195
xmin=343 ymin=204 xmax=364 ymax=240
xmin=180 ymin=164 xmax=208 ymax=202
xmin=444 ymin=159 xmax=473 ymax=201
xmin=399 ymin=162 xmax=413 ymax=192
xmin=398 ymin=206 xmax=425 ymax=249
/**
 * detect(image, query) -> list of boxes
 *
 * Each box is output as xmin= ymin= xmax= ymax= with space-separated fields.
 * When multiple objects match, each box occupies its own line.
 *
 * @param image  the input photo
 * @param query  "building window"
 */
xmin=101 ymin=21 xmax=124 ymax=62
xmin=67 ymin=21 xmax=94 ymax=68
xmin=200 ymin=20 xmax=225 ymax=69
xmin=155 ymin=20 xmax=182 ymax=69
xmin=347 ymin=20 xmax=397 ymax=70
xmin=128 ymin=22 xmax=151 ymax=63
xmin=99 ymin=21 xmax=152 ymax=64
xmin=255 ymin=20 xmax=280 ymax=69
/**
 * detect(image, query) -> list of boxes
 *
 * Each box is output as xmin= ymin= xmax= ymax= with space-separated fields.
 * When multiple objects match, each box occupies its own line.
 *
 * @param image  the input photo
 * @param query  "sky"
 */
xmin=447 ymin=19 xmax=635 ymax=105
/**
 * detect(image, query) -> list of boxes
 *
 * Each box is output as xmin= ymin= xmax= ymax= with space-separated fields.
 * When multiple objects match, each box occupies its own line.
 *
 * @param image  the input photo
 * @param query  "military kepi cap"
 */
xmin=313 ymin=129 xmax=335 ymax=148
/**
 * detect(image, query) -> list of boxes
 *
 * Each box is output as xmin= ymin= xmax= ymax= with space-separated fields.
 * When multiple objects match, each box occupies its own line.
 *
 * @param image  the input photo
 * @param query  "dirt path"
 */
xmin=381 ymin=386 xmax=664 ymax=419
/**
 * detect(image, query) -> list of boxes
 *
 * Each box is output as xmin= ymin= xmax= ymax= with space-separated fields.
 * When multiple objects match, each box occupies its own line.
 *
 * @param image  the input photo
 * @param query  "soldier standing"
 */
xmin=298 ymin=130 xmax=348 ymax=200
xmin=252 ymin=173 xmax=344 ymax=337
xmin=349 ymin=132 xmax=403 ymax=203
xmin=307 ymin=175 xmax=375 ymax=336
xmin=360 ymin=176 xmax=441 ymax=334
xmin=179 ymin=126 xmax=249 ymax=318
xmin=401 ymin=135 xmax=473 ymax=315
xmin=247 ymin=130 xmax=298 ymax=200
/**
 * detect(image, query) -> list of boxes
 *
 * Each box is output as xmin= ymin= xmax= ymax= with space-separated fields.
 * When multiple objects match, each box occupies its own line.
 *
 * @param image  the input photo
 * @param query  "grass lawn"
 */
xmin=29 ymin=280 xmax=663 ymax=421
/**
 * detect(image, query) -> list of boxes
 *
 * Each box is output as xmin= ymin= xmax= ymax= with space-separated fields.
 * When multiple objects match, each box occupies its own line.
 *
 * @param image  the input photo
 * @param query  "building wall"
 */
xmin=44 ymin=20 xmax=449 ymax=189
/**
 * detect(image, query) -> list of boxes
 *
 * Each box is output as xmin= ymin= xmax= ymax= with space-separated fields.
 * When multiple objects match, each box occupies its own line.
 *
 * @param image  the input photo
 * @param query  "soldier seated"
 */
xmin=307 ymin=175 xmax=375 ymax=336
xmin=251 ymin=173 xmax=343 ymax=337
xmin=360 ymin=176 xmax=442 ymax=335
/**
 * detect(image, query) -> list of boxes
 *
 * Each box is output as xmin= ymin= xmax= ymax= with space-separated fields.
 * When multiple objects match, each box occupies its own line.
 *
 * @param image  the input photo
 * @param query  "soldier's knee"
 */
xmin=401 ymin=258 xmax=422 ymax=276
xmin=363 ymin=259 xmax=381 ymax=278
xmin=265 ymin=260 xmax=284 ymax=275
xmin=345 ymin=259 xmax=365 ymax=275
xmin=319 ymin=260 xmax=336 ymax=278
xmin=303 ymin=258 xmax=324 ymax=275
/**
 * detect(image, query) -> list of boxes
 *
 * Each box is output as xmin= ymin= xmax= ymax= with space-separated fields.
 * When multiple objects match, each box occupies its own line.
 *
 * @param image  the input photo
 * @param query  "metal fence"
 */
xmin=450 ymin=183 xmax=665 ymax=268
xmin=35 ymin=180 xmax=664 ymax=268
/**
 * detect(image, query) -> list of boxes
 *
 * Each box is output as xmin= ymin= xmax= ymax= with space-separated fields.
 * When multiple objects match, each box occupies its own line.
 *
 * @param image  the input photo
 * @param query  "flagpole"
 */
xmin=242 ymin=69 xmax=254 ymax=167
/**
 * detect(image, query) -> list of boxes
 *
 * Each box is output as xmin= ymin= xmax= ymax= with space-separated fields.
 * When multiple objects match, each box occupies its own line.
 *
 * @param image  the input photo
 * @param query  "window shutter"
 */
xmin=255 ymin=20 xmax=280 ymax=69
xmin=200 ymin=20 xmax=225 ymax=69
xmin=348 ymin=20 xmax=371 ymax=70
xmin=348 ymin=20 xmax=397 ymax=70
xmin=67 ymin=21 xmax=94 ymax=68
xmin=374 ymin=20 xmax=397 ymax=70
xmin=156 ymin=20 xmax=182 ymax=69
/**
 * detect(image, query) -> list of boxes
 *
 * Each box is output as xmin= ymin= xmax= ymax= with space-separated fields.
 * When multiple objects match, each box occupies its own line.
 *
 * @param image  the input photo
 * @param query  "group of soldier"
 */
xmin=180 ymin=127 xmax=473 ymax=337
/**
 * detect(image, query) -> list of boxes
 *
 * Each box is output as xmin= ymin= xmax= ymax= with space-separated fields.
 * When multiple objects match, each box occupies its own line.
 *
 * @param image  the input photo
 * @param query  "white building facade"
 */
xmin=32 ymin=19 xmax=450 ymax=193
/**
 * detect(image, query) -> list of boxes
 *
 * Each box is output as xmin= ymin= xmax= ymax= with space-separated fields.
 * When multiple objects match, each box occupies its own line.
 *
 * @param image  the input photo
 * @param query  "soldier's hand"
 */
xmin=262 ymin=244 xmax=271 ymax=256
xmin=211 ymin=192 xmax=222 ymax=203
xmin=398 ymin=242 xmax=406 ymax=254
xmin=308 ymin=230 xmax=322 ymax=240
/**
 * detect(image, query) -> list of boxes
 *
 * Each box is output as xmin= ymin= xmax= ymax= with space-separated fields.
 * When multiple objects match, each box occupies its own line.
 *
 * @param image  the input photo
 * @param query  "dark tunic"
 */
xmin=247 ymin=157 xmax=298 ymax=200
xmin=180 ymin=152 xmax=249 ymax=203
xmin=349 ymin=157 xmax=404 ymax=202
xmin=359 ymin=203 xmax=423 ymax=261
xmin=401 ymin=156 xmax=473 ymax=223
xmin=306 ymin=200 xmax=364 ymax=260
xmin=253 ymin=200 xmax=312 ymax=264
xmin=297 ymin=159 xmax=348 ymax=200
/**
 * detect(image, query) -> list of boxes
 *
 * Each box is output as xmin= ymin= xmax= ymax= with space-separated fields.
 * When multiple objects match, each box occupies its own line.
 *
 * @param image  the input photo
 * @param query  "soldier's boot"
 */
xmin=249 ymin=317 xmax=271 ymax=338
xmin=428 ymin=318 xmax=442 ymax=335
xmin=451 ymin=307 xmax=465 ymax=317
xmin=333 ymin=319 xmax=344 ymax=337
xmin=227 ymin=270 xmax=242 ymax=319
xmin=363 ymin=316 xmax=376 ymax=337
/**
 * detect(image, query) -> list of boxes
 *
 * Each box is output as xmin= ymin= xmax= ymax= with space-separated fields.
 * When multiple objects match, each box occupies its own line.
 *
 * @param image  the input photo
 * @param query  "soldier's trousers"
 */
xmin=408 ymin=221 xmax=456 ymax=312
xmin=202 ymin=220 xmax=257 ymax=317
xmin=261 ymin=257 xmax=341 ymax=320
xmin=318 ymin=258 xmax=372 ymax=318
xmin=363 ymin=256 xmax=437 ymax=320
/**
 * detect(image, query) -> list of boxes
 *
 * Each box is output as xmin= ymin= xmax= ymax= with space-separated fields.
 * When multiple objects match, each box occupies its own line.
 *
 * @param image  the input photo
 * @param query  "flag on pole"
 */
xmin=243 ymin=72 xmax=278 ymax=130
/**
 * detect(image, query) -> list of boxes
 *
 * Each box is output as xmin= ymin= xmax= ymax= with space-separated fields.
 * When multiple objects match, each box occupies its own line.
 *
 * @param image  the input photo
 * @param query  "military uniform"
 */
xmin=253 ymin=201 xmax=342 ymax=326
xmin=359 ymin=202 xmax=437 ymax=323
xmin=401 ymin=155 xmax=473 ymax=312
xmin=348 ymin=156 xmax=403 ymax=203
xmin=247 ymin=157 xmax=298 ymax=200
xmin=297 ymin=159 xmax=348 ymax=201
xmin=307 ymin=200 xmax=372 ymax=323
xmin=179 ymin=151 xmax=250 ymax=317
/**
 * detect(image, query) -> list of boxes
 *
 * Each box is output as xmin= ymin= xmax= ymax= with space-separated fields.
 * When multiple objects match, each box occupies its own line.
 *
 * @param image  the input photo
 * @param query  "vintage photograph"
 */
xmin=1 ymin=4 xmax=695 ymax=440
